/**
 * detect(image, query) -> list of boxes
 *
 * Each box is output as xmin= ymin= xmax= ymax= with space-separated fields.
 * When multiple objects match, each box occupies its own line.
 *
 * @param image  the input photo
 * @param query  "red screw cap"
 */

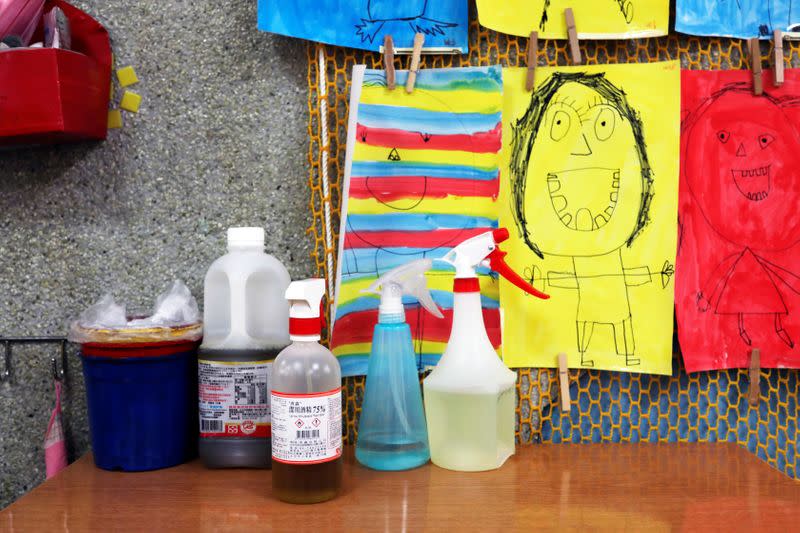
xmin=492 ymin=228 xmax=510 ymax=244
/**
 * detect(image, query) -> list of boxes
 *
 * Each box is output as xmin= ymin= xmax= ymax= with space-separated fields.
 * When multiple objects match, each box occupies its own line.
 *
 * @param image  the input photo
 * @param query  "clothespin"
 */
xmin=565 ymin=8 xmax=582 ymax=65
xmin=384 ymin=35 xmax=396 ymax=91
xmin=749 ymin=348 xmax=760 ymax=406
xmin=526 ymin=31 xmax=538 ymax=92
xmin=558 ymin=352 xmax=571 ymax=413
xmin=773 ymin=30 xmax=785 ymax=87
xmin=405 ymin=33 xmax=425 ymax=94
xmin=748 ymin=38 xmax=763 ymax=96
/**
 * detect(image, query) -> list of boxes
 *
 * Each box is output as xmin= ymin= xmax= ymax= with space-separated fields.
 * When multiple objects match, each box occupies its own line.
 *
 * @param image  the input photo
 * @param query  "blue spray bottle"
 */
xmin=355 ymin=259 xmax=443 ymax=471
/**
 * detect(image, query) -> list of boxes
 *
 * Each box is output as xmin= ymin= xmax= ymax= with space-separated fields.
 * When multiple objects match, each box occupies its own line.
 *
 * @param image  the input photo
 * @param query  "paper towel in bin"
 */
xmin=68 ymin=280 xmax=202 ymax=344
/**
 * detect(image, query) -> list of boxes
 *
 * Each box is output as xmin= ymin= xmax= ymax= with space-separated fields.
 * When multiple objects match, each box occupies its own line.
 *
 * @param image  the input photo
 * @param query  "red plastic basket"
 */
xmin=0 ymin=0 xmax=111 ymax=145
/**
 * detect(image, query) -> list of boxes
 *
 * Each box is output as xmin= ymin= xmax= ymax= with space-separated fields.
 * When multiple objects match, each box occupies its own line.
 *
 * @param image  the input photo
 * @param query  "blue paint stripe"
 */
xmin=358 ymin=104 xmax=501 ymax=135
xmin=351 ymin=161 xmax=498 ymax=180
xmin=345 ymin=213 xmax=497 ymax=232
xmin=363 ymin=66 xmax=502 ymax=92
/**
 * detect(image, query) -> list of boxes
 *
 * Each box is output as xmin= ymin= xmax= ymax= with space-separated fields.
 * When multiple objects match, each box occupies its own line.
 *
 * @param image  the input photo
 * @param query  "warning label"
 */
xmin=271 ymin=388 xmax=342 ymax=464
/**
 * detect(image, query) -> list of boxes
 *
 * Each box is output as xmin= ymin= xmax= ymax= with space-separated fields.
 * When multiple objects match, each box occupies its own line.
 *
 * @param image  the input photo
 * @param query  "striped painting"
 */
xmin=331 ymin=65 xmax=503 ymax=377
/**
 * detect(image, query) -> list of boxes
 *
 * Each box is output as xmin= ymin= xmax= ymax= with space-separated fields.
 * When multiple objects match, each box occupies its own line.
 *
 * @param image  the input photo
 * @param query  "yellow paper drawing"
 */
xmin=476 ymin=0 xmax=669 ymax=39
xmin=499 ymin=62 xmax=680 ymax=374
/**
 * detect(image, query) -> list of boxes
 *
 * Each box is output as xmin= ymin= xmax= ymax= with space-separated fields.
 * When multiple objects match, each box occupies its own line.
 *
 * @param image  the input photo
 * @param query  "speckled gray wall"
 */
xmin=0 ymin=0 xmax=312 ymax=509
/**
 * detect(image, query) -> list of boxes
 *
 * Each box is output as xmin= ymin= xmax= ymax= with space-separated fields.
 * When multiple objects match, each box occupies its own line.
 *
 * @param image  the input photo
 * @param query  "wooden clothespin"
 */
xmin=749 ymin=348 xmax=761 ymax=406
xmin=565 ymin=8 xmax=582 ymax=65
xmin=558 ymin=352 xmax=571 ymax=413
xmin=405 ymin=33 xmax=425 ymax=94
xmin=748 ymin=38 xmax=763 ymax=96
xmin=384 ymin=35 xmax=396 ymax=90
xmin=773 ymin=30 xmax=785 ymax=87
xmin=526 ymin=31 xmax=538 ymax=92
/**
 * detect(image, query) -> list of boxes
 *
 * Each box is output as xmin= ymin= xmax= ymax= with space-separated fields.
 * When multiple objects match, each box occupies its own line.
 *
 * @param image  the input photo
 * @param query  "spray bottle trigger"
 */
xmin=487 ymin=247 xmax=550 ymax=300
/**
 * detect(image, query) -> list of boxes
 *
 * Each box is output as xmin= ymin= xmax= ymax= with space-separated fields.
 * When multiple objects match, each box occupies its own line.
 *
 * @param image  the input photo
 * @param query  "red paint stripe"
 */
xmin=331 ymin=308 xmax=501 ymax=349
xmin=355 ymin=123 xmax=502 ymax=153
xmin=343 ymin=227 xmax=492 ymax=249
xmin=348 ymin=176 xmax=499 ymax=200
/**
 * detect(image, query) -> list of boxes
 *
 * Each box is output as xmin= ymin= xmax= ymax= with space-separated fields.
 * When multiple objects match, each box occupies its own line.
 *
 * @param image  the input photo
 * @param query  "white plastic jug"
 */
xmin=201 ymin=227 xmax=291 ymax=350
xmin=199 ymin=227 xmax=291 ymax=469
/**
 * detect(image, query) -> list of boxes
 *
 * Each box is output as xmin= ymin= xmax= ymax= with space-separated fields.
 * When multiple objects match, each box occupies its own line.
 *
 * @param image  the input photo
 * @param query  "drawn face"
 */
xmin=685 ymin=91 xmax=800 ymax=249
xmin=523 ymin=82 xmax=644 ymax=257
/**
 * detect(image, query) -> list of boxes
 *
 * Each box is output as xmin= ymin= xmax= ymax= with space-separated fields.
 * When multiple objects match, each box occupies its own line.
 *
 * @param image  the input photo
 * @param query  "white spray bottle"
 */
xmin=423 ymin=228 xmax=549 ymax=471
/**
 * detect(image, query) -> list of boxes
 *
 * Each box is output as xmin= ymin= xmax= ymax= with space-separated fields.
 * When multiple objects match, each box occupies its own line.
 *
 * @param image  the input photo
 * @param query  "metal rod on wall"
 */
xmin=0 ymin=337 xmax=68 ymax=384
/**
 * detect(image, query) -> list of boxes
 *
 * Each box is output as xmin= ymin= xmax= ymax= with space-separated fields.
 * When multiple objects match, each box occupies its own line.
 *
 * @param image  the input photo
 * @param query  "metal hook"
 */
xmin=1 ymin=341 xmax=10 ymax=382
xmin=52 ymin=341 xmax=66 ymax=382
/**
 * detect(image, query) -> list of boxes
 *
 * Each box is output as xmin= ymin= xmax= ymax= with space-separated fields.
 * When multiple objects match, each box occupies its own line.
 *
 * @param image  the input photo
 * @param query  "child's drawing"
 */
xmin=355 ymin=1 xmax=457 ymax=44
xmin=331 ymin=66 xmax=503 ymax=377
xmin=676 ymin=0 xmax=800 ymax=38
xmin=677 ymin=70 xmax=800 ymax=372
xmin=499 ymin=63 xmax=680 ymax=375
xmin=258 ymin=0 xmax=467 ymax=53
xmin=510 ymin=72 xmax=672 ymax=368
xmin=475 ymin=0 xmax=668 ymax=39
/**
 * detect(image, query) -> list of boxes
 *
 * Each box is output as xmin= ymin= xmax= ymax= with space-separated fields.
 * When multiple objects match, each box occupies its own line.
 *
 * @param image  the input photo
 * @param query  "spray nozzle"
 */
xmin=363 ymin=259 xmax=443 ymax=320
xmin=442 ymin=229 xmax=549 ymax=300
xmin=286 ymin=278 xmax=326 ymax=340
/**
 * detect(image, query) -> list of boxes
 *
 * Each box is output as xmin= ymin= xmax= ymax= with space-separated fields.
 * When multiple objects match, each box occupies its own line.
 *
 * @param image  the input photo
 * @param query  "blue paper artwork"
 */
xmin=258 ymin=0 xmax=468 ymax=53
xmin=676 ymin=0 xmax=800 ymax=38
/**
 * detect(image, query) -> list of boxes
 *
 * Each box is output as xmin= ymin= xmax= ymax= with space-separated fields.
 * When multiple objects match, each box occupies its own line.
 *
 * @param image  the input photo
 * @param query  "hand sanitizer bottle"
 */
xmin=424 ymin=229 xmax=549 ymax=471
xmin=356 ymin=259 xmax=443 ymax=471
xmin=271 ymin=278 xmax=342 ymax=504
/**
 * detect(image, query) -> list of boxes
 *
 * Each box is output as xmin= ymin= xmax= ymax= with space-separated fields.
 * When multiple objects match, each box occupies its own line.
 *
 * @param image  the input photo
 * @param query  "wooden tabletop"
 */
xmin=2 ymin=443 xmax=799 ymax=531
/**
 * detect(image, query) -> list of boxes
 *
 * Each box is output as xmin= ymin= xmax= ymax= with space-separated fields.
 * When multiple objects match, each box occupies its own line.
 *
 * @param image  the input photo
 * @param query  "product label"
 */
xmin=270 ymin=388 xmax=342 ymax=464
xmin=198 ymin=360 xmax=271 ymax=438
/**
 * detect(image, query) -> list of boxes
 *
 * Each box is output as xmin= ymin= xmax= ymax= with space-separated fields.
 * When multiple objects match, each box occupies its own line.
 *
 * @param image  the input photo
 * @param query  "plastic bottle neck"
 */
xmin=290 ymin=337 xmax=321 ymax=345
xmin=449 ymin=288 xmax=488 ymax=344
xmin=378 ymin=312 xmax=405 ymax=325
xmin=227 ymin=243 xmax=264 ymax=253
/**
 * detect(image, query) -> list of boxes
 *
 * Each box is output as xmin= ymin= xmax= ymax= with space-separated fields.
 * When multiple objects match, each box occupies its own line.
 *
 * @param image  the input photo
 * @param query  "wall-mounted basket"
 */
xmin=0 ymin=0 xmax=111 ymax=146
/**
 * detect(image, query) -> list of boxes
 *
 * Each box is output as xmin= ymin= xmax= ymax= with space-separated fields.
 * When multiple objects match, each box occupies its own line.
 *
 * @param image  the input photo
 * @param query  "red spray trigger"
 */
xmin=487 ymin=244 xmax=549 ymax=300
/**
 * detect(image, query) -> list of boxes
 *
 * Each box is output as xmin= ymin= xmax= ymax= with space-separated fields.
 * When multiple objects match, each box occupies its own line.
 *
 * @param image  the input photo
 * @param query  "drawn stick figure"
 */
xmin=510 ymin=72 xmax=670 ymax=368
xmin=684 ymin=85 xmax=800 ymax=349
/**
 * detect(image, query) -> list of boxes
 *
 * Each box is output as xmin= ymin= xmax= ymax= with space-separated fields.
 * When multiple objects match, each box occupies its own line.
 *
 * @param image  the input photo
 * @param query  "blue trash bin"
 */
xmin=79 ymin=334 xmax=200 ymax=471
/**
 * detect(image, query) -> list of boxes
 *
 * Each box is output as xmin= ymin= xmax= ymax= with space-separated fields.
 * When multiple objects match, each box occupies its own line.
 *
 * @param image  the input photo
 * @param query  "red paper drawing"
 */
xmin=677 ymin=69 xmax=800 ymax=372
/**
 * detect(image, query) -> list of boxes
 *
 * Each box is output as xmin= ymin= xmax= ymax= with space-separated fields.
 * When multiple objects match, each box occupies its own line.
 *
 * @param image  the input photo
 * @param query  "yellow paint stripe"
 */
xmin=360 ymin=86 xmax=501 ymax=114
xmin=354 ymin=144 xmax=498 ymax=169
xmin=336 ymin=274 xmax=499 ymax=309
xmin=334 ymin=341 xmax=450 ymax=357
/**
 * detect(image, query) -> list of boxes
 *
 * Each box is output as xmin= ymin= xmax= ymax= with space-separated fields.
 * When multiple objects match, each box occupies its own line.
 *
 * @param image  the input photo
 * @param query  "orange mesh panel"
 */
xmin=306 ymin=17 xmax=799 ymax=477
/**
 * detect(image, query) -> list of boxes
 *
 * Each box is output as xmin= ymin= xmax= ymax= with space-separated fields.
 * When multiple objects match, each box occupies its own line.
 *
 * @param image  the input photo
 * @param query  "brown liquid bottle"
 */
xmin=270 ymin=279 xmax=343 ymax=504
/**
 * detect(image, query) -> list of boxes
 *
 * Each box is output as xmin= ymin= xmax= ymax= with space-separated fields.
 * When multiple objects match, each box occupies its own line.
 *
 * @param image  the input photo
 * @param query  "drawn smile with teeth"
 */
xmin=731 ymin=164 xmax=770 ymax=201
xmin=547 ymin=169 xmax=620 ymax=232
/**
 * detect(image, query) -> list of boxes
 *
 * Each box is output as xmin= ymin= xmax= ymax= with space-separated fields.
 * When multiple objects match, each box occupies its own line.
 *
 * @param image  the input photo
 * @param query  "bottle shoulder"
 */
xmin=272 ymin=342 xmax=342 ymax=393
xmin=424 ymin=343 xmax=515 ymax=393
xmin=206 ymin=251 xmax=291 ymax=278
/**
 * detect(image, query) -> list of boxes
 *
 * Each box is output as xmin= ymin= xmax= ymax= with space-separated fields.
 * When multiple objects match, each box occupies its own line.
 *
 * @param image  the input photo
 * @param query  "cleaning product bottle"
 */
xmin=271 ymin=278 xmax=342 ymax=504
xmin=198 ymin=227 xmax=291 ymax=468
xmin=424 ymin=228 xmax=549 ymax=472
xmin=355 ymin=259 xmax=443 ymax=471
